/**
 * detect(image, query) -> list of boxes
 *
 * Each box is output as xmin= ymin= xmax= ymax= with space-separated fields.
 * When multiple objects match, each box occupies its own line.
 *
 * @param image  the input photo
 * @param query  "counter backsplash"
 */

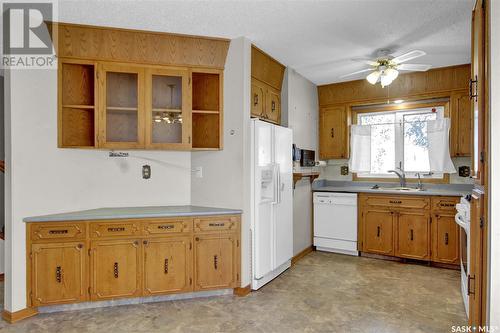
xmin=319 ymin=156 xmax=475 ymax=185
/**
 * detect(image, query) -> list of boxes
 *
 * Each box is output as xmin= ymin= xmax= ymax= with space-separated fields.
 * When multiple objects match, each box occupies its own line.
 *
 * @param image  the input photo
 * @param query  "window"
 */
xmin=357 ymin=106 xmax=445 ymax=179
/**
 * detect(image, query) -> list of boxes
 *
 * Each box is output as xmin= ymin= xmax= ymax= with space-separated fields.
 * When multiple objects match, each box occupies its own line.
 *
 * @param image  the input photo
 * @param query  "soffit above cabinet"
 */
xmin=48 ymin=22 xmax=230 ymax=69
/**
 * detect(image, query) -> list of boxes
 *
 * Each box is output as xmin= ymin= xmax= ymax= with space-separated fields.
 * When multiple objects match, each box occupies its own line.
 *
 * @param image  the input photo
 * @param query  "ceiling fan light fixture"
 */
xmin=380 ymin=73 xmax=394 ymax=88
xmin=385 ymin=67 xmax=399 ymax=81
xmin=366 ymin=71 xmax=380 ymax=85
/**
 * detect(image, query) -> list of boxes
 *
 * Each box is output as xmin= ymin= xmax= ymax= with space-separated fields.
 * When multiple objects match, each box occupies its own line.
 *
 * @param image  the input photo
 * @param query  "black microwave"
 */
xmin=300 ymin=149 xmax=315 ymax=167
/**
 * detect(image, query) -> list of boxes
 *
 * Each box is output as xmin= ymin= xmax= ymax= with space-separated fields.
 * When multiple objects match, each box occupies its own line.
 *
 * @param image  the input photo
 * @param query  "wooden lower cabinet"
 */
xmin=395 ymin=211 xmax=430 ymax=260
xmin=90 ymin=239 xmax=142 ymax=300
xmin=431 ymin=213 xmax=460 ymax=264
xmin=362 ymin=209 xmax=394 ymax=255
xmin=359 ymin=194 xmax=460 ymax=265
xmin=143 ymin=236 xmax=192 ymax=295
xmin=194 ymin=233 xmax=238 ymax=290
xmin=27 ymin=214 xmax=241 ymax=309
xmin=30 ymin=242 xmax=87 ymax=306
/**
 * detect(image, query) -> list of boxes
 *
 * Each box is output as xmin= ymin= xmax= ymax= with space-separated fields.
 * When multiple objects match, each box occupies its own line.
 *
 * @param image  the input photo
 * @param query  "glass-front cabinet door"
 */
xmin=99 ymin=63 xmax=145 ymax=148
xmin=145 ymin=68 xmax=191 ymax=149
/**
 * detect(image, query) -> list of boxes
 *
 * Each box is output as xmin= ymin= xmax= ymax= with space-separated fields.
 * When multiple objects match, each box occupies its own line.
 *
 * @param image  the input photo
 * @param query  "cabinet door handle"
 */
xmin=331 ymin=128 xmax=334 ymax=138
xmin=213 ymin=255 xmax=218 ymax=270
xmin=49 ymin=229 xmax=69 ymax=235
xmin=410 ymin=229 xmax=414 ymax=241
xmin=253 ymin=94 xmax=259 ymax=106
xmin=376 ymin=226 xmax=381 ymax=238
xmin=209 ymin=223 xmax=225 ymax=227
xmin=271 ymin=101 xmax=276 ymax=112
xmin=107 ymin=227 xmax=125 ymax=232
xmin=444 ymin=233 xmax=449 ymax=245
xmin=113 ymin=262 xmax=119 ymax=278
xmin=468 ymin=275 xmax=475 ymax=295
xmin=55 ymin=266 xmax=62 ymax=283
xmin=164 ymin=258 xmax=169 ymax=274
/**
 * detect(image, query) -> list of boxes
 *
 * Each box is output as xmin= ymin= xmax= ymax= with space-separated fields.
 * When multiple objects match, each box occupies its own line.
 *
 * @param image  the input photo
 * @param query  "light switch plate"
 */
xmin=193 ymin=166 xmax=203 ymax=178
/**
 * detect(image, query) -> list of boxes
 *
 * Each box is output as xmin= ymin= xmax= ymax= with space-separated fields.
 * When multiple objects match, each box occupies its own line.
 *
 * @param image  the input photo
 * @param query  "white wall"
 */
xmin=284 ymin=69 xmax=319 ymax=255
xmin=488 ymin=0 xmax=500 ymax=325
xmin=191 ymin=37 xmax=252 ymax=287
xmin=4 ymin=68 xmax=191 ymax=312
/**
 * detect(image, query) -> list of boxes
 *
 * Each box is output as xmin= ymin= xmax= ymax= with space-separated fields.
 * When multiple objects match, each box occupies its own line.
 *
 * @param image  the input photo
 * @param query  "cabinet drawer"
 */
xmin=362 ymin=195 xmax=430 ymax=210
xmin=30 ymin=222 xmax=86 ymax=241
xmin=143 ymin=218 xmax=192 ymax=236
xmin=194 ymin=216 xmax=239 ymax=233
xmin=90 ymin=220 xmax=141 ymax=238
xmin=431 ymin=197 xmax=460 ymax=212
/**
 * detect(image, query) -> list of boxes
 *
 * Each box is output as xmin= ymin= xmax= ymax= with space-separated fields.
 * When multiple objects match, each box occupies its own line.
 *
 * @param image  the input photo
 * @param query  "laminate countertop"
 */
xmin=24 ymin=206 xmax=242 ymax=223
xmin=312 ymin=180 xmax=473 ymax=197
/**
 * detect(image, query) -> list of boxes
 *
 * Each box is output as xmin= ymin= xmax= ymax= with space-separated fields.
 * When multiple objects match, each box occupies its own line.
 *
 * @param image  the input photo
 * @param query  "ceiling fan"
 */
xmin=340 ymin=49 xmax=432 ymax=87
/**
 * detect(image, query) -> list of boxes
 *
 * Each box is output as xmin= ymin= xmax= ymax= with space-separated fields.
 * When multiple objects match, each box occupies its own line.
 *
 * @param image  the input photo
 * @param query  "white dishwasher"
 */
xmin=313 ymin=192 xmax=358 ymax=256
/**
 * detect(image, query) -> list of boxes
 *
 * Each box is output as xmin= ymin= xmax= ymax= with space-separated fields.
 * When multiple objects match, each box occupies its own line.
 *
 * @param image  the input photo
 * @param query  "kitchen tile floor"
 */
xmin=0 ymin=251 xmax=466 ymax=332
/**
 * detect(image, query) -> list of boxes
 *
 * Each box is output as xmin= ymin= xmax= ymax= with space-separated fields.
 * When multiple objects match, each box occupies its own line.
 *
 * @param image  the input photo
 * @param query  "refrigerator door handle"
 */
xmin=271 ymin=164 xmax=278 ymax=205
xmin=276 ymin=164 xmax=281 ymax=204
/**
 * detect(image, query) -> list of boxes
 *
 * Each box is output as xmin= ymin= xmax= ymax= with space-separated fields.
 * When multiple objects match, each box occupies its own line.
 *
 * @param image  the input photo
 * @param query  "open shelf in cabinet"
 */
xmin=192 ymin=113 xmax=220 ymax=149
xmin=59 ymin=61 xmax=96 ymax=147
xmin=191 ymin=71 xmax=222 ymax=149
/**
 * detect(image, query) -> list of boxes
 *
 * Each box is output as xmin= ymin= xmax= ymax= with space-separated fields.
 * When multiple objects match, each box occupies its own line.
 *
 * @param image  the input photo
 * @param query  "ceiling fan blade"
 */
xmin=397 ymin=64 xmax=432 ymax=71
xmin=339 ymin=68 xmax=373 ymax=79
xmin=392 ymin=50 xmax=426 ymax=64
xmin=351 ymin=58 xmax=379 ymax=66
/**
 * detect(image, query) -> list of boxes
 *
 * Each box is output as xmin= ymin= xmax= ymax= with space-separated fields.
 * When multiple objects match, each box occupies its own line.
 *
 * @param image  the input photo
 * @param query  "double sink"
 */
xmin=370 ymin=184 xmax=425 ymax=192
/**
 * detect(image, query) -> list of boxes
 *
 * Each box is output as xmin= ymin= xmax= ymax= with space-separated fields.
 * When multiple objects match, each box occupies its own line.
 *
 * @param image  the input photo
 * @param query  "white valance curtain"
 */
xmin=427 ymin=118 xmax=456 ymax=173
xmin=348 ymin=118 xmax=456 ymax=174
xmin=348 ymin=125 xmax=371 ymax=173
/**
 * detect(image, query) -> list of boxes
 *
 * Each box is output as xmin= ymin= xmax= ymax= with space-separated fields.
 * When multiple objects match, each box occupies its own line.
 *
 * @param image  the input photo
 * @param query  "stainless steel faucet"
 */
xmin=388 ymin=168 xmax=406 ymax=188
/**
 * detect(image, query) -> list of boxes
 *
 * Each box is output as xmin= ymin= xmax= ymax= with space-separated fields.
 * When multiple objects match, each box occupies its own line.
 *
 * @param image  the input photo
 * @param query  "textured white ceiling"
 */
xmin=58 ymin=0 xmax=474 ymax=85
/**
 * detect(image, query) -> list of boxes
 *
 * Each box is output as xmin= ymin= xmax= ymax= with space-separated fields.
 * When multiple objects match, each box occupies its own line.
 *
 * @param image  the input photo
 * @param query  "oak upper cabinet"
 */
xmin=99 ymin=63 xmax=145 ymax=149
xmin=432 ymin=213 xmax=459 ymax=264
xmin=90 ymin=239 xmax=142 ymax=300
xmin=251 ymin=78 xmax=266 ymax=118
xmin=319 ymin=105 xmax=348 ymax=159
xmin=251 ymin=46 xmax=285 ymax=125
xmin=194 ymin=233 xmax=238 ymax=291
xmin=395 ymin=211 xmax=430 ymax=260
xmin=451 ymin=90 xmax=472 ymax=157
xmin=362 ymin=209 xmax=394 ymax=255
xmin=30 ymin=242 xmax=87 ymax=306
xmin=266 ymin=86 xmax=282 ymax=124
xmin=58 ymin=59 xmax=97 ymax=148
xmin=55 ymin=23 xmax=228 ymax=151
xmin=145 ymin=68 xmax=191 ymax=149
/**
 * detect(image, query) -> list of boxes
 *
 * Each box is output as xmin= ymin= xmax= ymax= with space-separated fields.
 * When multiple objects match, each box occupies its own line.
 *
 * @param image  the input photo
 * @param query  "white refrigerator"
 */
xmin=251 ymin=119 xmax=293 ymax=290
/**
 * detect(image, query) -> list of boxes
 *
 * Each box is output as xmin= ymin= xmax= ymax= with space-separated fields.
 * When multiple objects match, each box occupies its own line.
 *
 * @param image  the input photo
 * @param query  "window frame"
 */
xmin=351 ymin=101 xmax=451 ymax=183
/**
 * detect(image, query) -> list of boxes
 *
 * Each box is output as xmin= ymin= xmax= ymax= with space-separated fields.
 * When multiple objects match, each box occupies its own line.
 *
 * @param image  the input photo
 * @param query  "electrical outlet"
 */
xmin=340 ymin=165 xmax=349 ymax=176
xmin=458 ymin=166 xmax=470 ymax=177
xmin=142 ymin=165 xmax=151 ymax=179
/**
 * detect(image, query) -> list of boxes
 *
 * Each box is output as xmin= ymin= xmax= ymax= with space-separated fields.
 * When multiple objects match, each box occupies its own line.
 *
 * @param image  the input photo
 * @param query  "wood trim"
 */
xmin=291 ymin=246 xmax=314 ymax=265
xmin=2 ymin=308 xmax=38 ymax=324
xmin=0 ymin=274 xmax=4 ymax=282
xmin=318 ymin=64 xmax=470 ymax=106
xmin=49 ymin=22 xmax=230 ymax=70
xmin=233 ymin=284 xmax=251 ymax=297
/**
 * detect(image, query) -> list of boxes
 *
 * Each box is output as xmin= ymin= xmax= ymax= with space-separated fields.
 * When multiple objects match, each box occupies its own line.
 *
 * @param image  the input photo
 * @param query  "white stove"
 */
xmin=455 ymin=195 xmax=471 ymax=318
